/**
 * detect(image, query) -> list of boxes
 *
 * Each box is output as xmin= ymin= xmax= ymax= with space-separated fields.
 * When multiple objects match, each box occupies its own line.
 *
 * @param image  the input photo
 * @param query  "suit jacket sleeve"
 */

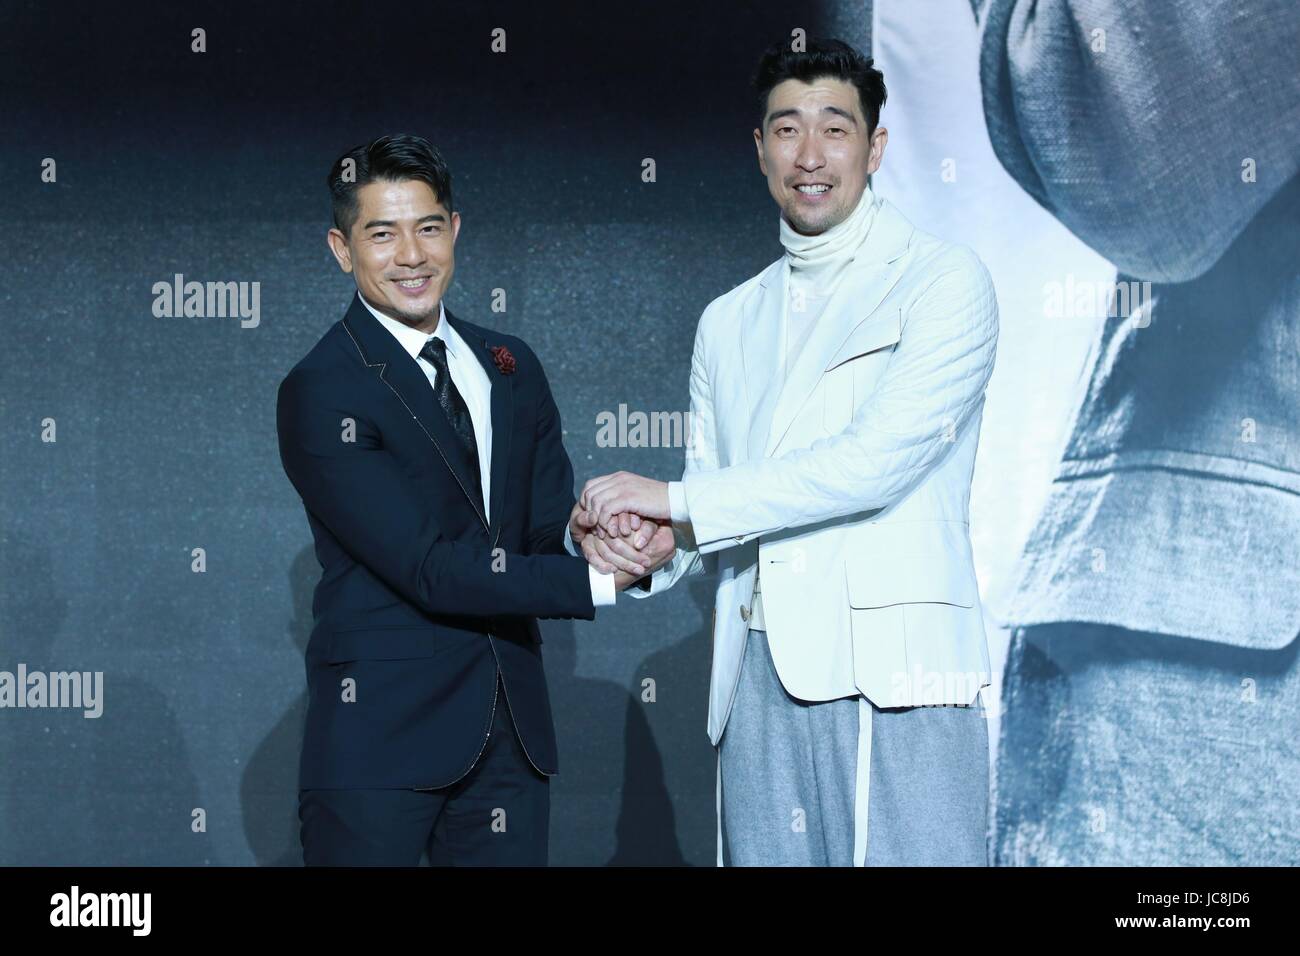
xmin=276 ymin=366 xmax=595 ymax=620
xmin=681 ymin=246 xmax=998 ymax=554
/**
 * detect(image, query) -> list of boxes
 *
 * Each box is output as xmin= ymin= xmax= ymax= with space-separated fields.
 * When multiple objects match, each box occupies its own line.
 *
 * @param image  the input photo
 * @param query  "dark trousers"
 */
xmin=299 ymin=673 xmax=550 ymax=865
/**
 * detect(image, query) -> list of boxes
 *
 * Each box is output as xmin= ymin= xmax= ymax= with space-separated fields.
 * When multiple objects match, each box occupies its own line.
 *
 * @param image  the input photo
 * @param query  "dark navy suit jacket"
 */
xmin=276 ymin=291 xmax=595 ymax=790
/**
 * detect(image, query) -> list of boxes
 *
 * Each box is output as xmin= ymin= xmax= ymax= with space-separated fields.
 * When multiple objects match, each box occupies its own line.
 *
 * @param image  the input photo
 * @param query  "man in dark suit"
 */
xmin=276 ymin=133 xmax=674 ymax=865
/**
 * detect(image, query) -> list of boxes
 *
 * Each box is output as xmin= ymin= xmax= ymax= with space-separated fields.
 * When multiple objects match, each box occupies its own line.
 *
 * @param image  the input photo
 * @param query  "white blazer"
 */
xmin=629 ymin=195 xmax=1000 ymax=746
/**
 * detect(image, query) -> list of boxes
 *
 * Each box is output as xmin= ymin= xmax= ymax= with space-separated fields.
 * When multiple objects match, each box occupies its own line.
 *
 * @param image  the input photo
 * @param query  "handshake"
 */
xmin=567 ymin=470 xmax=677 ymax=591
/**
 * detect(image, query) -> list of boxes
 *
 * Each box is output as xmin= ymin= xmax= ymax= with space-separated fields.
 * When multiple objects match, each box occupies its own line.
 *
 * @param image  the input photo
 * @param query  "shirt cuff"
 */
xmin=563 ymin=523 xmax=580 ymax=558
xmin=668 ymin=481 xmax=689 ymax=524
xmin=589 ymin=563 xmax=617 ymax=607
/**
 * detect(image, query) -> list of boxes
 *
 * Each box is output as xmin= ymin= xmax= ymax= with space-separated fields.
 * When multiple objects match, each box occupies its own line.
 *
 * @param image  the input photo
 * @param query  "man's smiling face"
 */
xmin=753 ymin=76 xmax=887 ymax=236
xmin=326 ymin=178 xmax=461 ymax=331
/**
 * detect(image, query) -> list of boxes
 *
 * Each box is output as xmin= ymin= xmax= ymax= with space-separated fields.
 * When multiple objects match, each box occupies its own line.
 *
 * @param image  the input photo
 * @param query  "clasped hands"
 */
xmin=567 ymin=471 xmax=674 ymax=591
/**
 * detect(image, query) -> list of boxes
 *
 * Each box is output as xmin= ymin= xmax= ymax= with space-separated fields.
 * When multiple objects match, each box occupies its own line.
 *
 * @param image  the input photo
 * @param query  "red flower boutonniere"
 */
xmin=490 ymin=345 xmax=516 ymax=375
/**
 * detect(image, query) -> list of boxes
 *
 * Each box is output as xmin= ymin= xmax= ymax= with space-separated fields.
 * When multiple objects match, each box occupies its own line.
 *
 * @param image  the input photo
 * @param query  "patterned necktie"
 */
xmin=418 ymin=335 xmax=484 ymax=513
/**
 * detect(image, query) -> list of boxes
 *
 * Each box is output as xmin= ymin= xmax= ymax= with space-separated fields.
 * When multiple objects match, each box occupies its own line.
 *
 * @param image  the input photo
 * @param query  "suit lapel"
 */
xmin=758 ymin=198 xmax=916 ymax=458
xmin=447 ymin=309 xmax=513 ymax=547
xmin=739 ymin=259 xmax=788 ymax=461
xmin=340 ymin=293 xmax=495 ymax=534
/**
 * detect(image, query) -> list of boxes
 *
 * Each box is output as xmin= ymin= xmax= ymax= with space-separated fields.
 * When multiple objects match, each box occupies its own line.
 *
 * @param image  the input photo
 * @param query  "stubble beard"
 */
xmin=782 ymin=193 xmax=850 ymax=237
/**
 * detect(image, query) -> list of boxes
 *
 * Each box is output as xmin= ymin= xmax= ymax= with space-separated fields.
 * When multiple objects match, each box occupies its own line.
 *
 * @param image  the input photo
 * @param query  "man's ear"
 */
xmin=866 ymin=126 xmax=888 ymax=176
xmin=753 ymin=128 xmax=768 ymax=176
xmin=450 ymin=211 xmax=462 ymax=244
xmin=326 ymin=228 xmax=354 ymax=274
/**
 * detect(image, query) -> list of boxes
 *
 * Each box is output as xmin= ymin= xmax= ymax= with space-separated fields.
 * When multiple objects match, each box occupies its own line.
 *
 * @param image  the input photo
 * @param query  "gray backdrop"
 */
xmin=11 ymin=0 xmax=1289 ymax=869
xmin=0 ymin=0 xmax=868 ymax=864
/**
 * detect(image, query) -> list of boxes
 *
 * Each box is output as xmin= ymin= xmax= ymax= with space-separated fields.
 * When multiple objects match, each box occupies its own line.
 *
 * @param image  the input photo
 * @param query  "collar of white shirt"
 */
xmin=358 ymin=294 xmax=459 ymax=363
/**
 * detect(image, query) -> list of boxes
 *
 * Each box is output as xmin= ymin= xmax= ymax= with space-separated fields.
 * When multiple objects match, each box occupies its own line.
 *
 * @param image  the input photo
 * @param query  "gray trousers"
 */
xmin=717 ymin=629 xmax=990 ymax=866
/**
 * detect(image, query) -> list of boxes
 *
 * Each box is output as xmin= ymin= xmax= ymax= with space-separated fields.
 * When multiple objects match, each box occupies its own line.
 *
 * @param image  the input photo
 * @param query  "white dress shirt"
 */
xmin=360 ymin=294 xmax=616 ymax=606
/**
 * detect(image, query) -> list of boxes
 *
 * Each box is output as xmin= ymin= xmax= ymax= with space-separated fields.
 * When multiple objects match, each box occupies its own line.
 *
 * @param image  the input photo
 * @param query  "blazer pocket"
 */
xmin=822 ymin=309 xmax=902 ymax=433
xmin=825 ymin=308 xmax=903 ymax=373
xmin=845 ymin=551 xmax=985 ymax=707
xmin=845 ymin=553 xmax=978 ymax=609
xmin=822 ymin=362 xmax=857 ymax=434
xmin=326 ymin=624 xmax=466 ymax=663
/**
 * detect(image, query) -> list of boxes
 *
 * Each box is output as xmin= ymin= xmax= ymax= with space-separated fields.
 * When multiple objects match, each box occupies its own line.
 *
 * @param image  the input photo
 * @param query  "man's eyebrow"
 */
xmin=361 ymin=213 xmax=447 ymax=230
xmin=821 ymin=106 xmax=858 ymax=124
xmin=766 ymin=105 xmax=859 ymax=126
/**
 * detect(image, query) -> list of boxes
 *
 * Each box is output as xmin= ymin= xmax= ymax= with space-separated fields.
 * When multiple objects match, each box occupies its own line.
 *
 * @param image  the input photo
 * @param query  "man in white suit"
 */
xmin=576 ymin=38 xmax=999 ymax=866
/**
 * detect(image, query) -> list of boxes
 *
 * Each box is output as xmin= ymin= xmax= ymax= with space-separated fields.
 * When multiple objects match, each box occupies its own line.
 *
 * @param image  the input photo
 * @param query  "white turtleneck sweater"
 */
xmin=779 ymin=183 xmax=880 ymax=378
xmin=669 ymin=183 xmax=881 ymax=630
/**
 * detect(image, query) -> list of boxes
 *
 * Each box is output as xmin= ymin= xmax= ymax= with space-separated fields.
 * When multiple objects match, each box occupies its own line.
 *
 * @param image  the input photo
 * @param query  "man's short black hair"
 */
xmin=327 ymin=133 xmax=453 ymax=236
xmin=751 ymin=37 xmax=887 ymax=134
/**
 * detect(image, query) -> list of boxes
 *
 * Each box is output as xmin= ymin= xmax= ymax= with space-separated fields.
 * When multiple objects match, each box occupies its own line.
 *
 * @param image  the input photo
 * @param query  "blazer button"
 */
xmin=740 ymin=605 xmax=751 ymax=622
